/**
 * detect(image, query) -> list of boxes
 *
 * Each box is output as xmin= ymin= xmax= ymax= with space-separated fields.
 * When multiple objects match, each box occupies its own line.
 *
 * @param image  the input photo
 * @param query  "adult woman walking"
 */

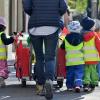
xmin=22 ymin=0 xmax=70 ymax=99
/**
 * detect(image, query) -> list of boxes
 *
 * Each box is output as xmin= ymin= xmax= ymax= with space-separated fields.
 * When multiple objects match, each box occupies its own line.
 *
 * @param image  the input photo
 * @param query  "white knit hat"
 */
xmin=68 ymin=21 xmax=82 ymax=33
xmin=0 ymin=17 xmax=6 ymax=27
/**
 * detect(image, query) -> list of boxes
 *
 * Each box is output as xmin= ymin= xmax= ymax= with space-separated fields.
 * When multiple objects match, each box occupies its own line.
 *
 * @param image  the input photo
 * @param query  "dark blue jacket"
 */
xmin=22 ymin=0 xmax=67 ymax=29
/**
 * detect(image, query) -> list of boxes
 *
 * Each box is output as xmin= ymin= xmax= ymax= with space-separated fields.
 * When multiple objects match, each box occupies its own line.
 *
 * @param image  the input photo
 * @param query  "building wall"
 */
xmin=9 ymin=0 xmax=23 ymax=33
xmin=0 ymin=0 xmax=23 ymax=34
xmin=0 ymin=0 xmax=4 ymax=16
xmin=0 ymin=0 xmax=24 ymax=60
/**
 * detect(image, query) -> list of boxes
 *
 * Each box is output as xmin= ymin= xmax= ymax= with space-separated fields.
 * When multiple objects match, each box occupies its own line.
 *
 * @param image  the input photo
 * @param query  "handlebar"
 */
xmin=14 ymin=32 xmax=24 ymax=45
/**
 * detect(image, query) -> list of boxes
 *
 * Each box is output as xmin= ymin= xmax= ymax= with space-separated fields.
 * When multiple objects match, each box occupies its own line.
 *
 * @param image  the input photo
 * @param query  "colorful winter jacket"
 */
xmin=0 ymin=31 xmax=14 ymax=60
xmin=95 ymin=32 xmax=100 ymax=57
xmin=0 ymin=32 xmax=7 ymax=60
xmin=83 ymin=31 xmax=100 ymax=64
xmin=60 ymin=32 xmax=84 ymax=66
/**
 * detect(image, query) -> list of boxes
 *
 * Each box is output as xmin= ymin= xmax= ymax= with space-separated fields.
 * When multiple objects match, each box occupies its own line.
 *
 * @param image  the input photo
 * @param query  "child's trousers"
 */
xmin=66 ymin=64 xmax=84 ymax=89
xmin=83 ymin=64 xmax=99 ymax=85
xmin=0 ymin=60 xmax=9 ymax=79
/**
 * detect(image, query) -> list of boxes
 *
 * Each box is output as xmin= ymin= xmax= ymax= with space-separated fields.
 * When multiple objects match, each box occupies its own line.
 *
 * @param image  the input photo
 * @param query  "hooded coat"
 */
xmin=83 ymin=31 xmax=100 ymax=64
xmin=60 ymin=32 xmax=83 ymax=49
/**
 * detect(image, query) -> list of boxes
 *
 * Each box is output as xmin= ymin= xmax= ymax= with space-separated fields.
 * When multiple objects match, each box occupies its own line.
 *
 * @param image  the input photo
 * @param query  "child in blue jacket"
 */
xmin=60 ymin=21 xmax=84 ymax=92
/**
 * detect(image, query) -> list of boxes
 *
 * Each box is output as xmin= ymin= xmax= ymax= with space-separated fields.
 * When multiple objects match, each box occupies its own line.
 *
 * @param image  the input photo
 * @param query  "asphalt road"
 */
xmin=0 ymin=66 xmax=100 ymax=100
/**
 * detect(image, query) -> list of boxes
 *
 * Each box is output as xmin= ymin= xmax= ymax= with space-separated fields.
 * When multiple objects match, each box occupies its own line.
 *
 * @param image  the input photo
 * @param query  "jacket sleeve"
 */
xmin=95 ymin=35 xmax=100 ymax=56
xmin=1 ymin=33 xmax=14 ymax=45
xmin=22 ymin=0 xmax=33 ymax=16
xmin=59 ymin=0 xmax=68 ymax=16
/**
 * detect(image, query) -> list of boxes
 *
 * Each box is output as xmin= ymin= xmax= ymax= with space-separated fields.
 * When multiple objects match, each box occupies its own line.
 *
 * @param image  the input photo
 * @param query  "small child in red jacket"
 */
xmin=81 ymin=17 xmax=99 ymax=92
xmin=95 ymin=19 xmax=100 ymax=81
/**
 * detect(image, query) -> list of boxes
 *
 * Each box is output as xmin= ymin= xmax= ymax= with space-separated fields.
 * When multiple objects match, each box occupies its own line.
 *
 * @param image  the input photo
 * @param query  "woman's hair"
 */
xmin=0 ymin=24 xmax=6 ymax=32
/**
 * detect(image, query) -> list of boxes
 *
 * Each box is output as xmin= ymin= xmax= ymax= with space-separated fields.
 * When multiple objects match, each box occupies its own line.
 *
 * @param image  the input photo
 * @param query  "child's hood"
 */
xmin=83 ymin=31 xmax=94 ymax=42
xmin=65 ymin=32 xmax=83 ymax=46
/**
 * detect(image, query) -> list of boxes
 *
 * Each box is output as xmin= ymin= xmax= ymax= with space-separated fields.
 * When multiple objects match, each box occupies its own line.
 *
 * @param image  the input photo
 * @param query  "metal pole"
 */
xmin=97 ymin=0 xmax=99 ymax=18
xmin=87 ymin=0 xmax=92 ymax=17
xmin=9 ymin=0 xmax=12 ymax=33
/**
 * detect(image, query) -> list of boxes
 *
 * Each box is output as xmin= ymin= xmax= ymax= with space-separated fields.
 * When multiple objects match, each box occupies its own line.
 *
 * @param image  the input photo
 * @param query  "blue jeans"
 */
xmin=97 ymin=62 xmax=100 ymax=79
xmin=30 ymin=31 xmax=59 ymax=85
xmin=66 ymin=64 xmax=84 ymax=88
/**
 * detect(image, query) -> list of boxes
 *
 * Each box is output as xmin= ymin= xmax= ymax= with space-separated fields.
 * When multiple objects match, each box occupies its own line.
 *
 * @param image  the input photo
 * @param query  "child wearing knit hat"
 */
xmin=60 ymin=21 xmax=84 ymax=93
xmin=94 ymin=19 xmax=100 ymax=81
xmin=67 ymin=21 xmax=82 ymax=33
xmin=81 ymin=17 xmax=99 ymax=92
xmin=0 ymin=17 xmax=14 ymax=87
xmin=81 ymin=17 xmax=95 ymax=31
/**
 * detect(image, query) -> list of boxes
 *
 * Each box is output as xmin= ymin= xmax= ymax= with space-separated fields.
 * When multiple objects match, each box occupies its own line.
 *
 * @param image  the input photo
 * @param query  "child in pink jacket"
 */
xmin=0 ymin=17 xmax=14 ymax=87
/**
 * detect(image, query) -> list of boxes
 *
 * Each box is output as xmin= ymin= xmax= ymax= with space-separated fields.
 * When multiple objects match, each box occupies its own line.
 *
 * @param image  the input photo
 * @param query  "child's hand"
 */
xmin=10 ymin=32 xmax=16 ymax=39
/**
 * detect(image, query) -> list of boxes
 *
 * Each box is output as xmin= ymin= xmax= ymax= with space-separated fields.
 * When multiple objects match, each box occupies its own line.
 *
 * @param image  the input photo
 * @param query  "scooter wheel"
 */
xmin=57 ymin=79 xmax=63 ymax=88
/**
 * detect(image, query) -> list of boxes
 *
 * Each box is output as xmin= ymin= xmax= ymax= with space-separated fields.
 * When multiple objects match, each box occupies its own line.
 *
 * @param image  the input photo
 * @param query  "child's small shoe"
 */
xmin=0 ymin=77 xmax=6 ymax=88
xmin=0 ymin=81 xmax=5 ymax=88
xmin=83 ymin=84 xmax=90 ymax=92
xmin=89 ymin=84 xmax=95 ymax=91
xmin=75 ymin=86 xmax=80 ymax=93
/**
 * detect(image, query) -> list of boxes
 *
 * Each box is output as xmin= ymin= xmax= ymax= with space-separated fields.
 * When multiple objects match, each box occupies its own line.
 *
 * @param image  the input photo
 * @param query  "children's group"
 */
xmin=60 ymin=16 xmax=100 ymax=93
